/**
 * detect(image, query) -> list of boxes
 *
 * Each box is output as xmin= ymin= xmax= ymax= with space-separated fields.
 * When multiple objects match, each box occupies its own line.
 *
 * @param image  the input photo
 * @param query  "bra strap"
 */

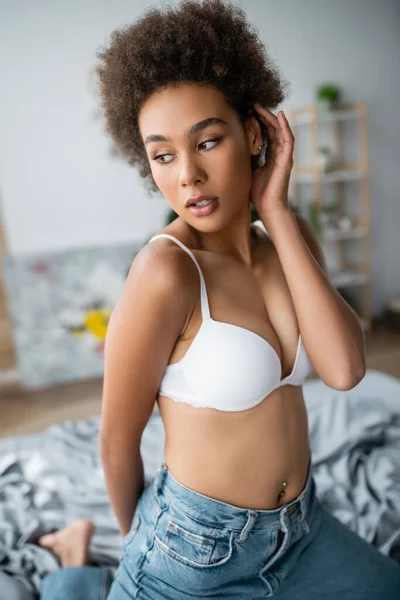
xmin=252 ymin=220 xmax=270 ymax=237
xmin=148 ymin=234 xmax=211 ymax=320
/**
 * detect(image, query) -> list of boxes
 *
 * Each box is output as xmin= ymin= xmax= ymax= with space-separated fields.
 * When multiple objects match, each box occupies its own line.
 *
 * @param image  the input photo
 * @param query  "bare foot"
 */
xmin=38 ymin=519 xmax=95 ymax=568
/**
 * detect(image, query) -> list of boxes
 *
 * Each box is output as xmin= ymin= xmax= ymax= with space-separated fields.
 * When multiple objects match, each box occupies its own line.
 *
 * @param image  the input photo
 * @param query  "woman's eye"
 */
xmin=152 ymin=153 xmax=173 ymax=165
xmin=199 ymin=137 xmax=221 ymax=151
xmin=152 ymin=137 xmax=221 ymax=165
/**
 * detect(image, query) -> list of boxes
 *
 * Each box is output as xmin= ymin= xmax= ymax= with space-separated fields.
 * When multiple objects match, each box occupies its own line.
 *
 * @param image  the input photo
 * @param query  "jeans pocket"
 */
xmin=153 ymin=504 xmax=234 ymax=569
xmin=154 ymin=520 xmax=234 ymax=569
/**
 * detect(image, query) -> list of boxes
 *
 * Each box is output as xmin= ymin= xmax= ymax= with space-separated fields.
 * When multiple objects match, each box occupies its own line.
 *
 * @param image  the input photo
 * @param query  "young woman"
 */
xmin=39 ymin=0 xmax=400 ymax=598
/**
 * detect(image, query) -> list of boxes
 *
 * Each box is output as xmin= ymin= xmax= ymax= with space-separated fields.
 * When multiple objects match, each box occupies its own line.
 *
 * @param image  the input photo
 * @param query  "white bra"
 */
xmin=148 ymin=220 xmax=314 ymax=412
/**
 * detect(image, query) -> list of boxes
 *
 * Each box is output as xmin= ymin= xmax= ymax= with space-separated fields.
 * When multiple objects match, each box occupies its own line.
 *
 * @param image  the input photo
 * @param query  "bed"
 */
xmin=0 ymin=369 xmax=399 ymax=598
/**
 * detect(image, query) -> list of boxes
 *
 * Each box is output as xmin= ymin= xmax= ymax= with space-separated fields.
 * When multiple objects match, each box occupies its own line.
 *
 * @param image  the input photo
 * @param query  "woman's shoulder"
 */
xmin=147 ymin=217 xmax=198 ymax=250
xmin=133 ymin=236 xmax=195 ymax=284
xmin=123 ymin=221 xmax=200 ymax=308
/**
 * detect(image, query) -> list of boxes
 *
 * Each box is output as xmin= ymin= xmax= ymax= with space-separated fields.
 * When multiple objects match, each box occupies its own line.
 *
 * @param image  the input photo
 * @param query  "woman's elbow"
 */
xmin=99 ymin=427 xmax=141 ymax=465
xmin=336 ymin=364 xmax=367 ymax=391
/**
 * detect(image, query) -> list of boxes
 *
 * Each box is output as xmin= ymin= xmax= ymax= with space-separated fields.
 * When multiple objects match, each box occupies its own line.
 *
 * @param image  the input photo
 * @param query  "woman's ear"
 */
xmin=246 ymin=109 xmax=264 ymax=156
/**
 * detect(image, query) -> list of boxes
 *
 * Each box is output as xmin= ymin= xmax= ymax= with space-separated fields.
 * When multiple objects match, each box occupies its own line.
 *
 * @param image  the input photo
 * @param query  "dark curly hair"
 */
xmin=95 ymin=0 xmax=290 ymax=195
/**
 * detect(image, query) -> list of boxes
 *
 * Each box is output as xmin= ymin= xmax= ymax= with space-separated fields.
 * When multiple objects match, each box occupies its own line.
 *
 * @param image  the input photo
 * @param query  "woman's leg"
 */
xmin=38 ymin=519 xmax=94 ymax=567
xmin=41 ymin=566 xmax=114 ymax=600
xmin=38 ymin=519 xmax=115 ymax=600
xmin=274 ymin=505 xmax=400 ymax=599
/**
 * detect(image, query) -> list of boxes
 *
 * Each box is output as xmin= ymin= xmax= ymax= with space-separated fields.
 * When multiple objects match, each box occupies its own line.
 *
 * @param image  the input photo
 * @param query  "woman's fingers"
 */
xmin=254 ymin=104 xmax=294 ymax=163
xmin=254 ymin=104 xmax=283 ymax=148
xmin=278 ymin=111 xmax=295 ymax=144
xmin=254 ymin=104 xmax=280 ymax=134
xmin=277 ymin=112 xmax=295 ymax=160
xmin=254 ymin=104 xmax=293 ymax=141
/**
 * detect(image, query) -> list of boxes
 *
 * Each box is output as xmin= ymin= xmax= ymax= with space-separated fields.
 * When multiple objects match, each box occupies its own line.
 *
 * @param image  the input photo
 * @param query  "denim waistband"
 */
xmin=151 ymin=458 xmax=317 ymax=533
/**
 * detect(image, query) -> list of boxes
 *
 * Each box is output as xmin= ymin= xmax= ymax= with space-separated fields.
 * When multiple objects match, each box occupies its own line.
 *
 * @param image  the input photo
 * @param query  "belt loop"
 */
xmin=155 ymin=462 xmax=167 ymax=497
xmin=299 ymin=491 xmax=310 ymax=533
xmin=238 ymin=510 xmax=257 ymax=543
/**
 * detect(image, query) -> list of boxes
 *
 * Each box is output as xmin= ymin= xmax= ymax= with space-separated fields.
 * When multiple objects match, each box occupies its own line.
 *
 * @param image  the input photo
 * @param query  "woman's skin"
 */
xmin=38 ymin=520 xmax=94 ymax=568
xmin=38 ymin=81 xmax=365 ymax=564
xmin=134 ymin=81 xmax=312 ymax=510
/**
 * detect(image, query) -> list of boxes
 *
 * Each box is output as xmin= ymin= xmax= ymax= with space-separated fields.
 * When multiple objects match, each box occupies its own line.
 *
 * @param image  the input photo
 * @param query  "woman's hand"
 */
xmin=250 ymin=104 xmax=295 ymax=218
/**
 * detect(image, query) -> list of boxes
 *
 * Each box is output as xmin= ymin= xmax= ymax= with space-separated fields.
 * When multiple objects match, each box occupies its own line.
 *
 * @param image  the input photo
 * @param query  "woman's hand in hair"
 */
xmin=250 ymin=104 xmax=294 ymax=218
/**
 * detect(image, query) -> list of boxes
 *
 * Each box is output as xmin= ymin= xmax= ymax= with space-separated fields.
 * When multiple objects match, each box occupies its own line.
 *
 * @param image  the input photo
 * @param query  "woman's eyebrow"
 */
xmin=144 ymin=117 xmax=228 ymax=145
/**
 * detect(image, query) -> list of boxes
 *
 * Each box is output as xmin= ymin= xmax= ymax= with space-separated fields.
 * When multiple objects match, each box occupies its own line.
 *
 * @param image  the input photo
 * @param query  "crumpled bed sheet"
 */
xmin=0 ymin=369 xmax=399 ymax=598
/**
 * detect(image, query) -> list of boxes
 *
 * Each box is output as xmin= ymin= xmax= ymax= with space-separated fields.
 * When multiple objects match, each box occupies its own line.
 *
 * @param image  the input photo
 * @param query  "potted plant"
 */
xmin=316 ymin=83 xmax=341 ymax=112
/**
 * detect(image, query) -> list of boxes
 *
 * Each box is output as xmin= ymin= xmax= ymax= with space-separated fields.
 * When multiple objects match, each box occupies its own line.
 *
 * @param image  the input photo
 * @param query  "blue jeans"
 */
xmin=42 ymin=459 xmax=400 ymax=599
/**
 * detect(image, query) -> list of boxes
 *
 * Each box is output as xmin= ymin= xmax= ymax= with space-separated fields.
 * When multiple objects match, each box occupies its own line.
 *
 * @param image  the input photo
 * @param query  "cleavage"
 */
xmin=174 ymin=259 xmax=282 ymax=367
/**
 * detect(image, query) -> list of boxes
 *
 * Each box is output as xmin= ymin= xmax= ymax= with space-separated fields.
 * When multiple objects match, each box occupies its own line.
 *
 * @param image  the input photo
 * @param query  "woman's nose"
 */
xmin=179 ymin=157 xmax=205 ymax=187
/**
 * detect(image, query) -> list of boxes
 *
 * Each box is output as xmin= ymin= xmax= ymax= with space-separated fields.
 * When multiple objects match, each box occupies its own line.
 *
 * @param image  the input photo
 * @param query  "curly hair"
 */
xmin=95 ymin=0 xmax=290 ymax=195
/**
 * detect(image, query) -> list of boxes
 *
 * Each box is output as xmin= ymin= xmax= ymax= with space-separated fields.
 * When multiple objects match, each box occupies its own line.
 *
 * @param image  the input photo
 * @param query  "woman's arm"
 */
xmin=262 ymin=208 xmax=366 ymax=390
xmin=99 ymin=242 xmax=193 ymax=536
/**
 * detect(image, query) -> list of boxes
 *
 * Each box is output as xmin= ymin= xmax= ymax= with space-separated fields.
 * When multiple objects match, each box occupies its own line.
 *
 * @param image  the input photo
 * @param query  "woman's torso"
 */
xmin=150 ymin=217 xmax=312 ymax=510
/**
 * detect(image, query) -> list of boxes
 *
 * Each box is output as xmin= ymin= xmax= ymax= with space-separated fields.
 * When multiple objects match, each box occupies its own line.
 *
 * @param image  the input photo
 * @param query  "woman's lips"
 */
xmin=188 ymin=198 xmax=218 ymax=217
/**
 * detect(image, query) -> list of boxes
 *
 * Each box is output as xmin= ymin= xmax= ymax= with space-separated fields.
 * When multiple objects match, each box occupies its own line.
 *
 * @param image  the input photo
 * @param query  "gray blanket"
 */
xmin=0 ymin=369 xmax=399 ymax=598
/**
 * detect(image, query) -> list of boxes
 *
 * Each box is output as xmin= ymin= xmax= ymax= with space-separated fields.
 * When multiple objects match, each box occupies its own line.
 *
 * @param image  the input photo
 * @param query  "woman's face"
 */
xmin=138 ymin=82 xmax=261 ymax=230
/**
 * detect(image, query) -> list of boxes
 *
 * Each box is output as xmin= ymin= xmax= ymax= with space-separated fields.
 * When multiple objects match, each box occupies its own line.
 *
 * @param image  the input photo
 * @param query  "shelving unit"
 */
xmin=0 ymin=206 xmax=18 ymax=383
xmin=288 ymin=102 xmax=372 ymax=335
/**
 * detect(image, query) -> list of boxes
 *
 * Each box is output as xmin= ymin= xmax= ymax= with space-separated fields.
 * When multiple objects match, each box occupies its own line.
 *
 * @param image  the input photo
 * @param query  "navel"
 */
xmin=278 ymin=481 xmax=287 ymax=501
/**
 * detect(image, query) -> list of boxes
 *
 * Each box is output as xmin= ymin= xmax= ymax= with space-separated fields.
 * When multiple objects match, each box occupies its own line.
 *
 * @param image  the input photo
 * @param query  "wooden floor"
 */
xmin=1 ymin=319 xmax=399 ymax=439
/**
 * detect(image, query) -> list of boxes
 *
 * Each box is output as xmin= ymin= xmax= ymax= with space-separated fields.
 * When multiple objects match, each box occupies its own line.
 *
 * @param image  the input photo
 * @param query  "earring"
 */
xmin=258 ymin=145 xmax=262 ymax=151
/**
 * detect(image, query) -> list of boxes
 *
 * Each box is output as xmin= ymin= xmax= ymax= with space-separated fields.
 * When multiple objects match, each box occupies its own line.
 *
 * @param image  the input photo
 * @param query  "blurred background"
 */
xmin=0 ymin=0 xmax=399 ymax=435
xmin=1 ymin=4 xmax=400 ymax=597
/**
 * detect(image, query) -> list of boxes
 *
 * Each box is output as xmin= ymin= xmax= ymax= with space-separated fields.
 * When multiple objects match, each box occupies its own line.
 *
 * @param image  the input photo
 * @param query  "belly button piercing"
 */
xmin=278 ymin=481 xmax=287 ymax=498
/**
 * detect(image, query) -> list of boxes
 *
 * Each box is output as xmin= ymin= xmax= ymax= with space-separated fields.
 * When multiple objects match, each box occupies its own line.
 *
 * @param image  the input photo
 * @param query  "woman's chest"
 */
xmin=170 ymin=242 xmax=300 ymax=378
